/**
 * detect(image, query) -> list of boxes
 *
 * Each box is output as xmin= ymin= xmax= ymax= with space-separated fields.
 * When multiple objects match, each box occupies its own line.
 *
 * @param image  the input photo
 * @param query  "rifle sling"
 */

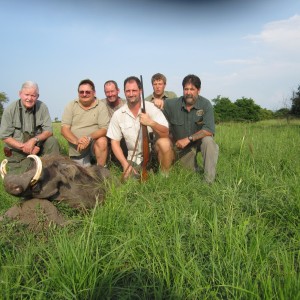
xmin=121 ymin=125 xmax=142 ymax=179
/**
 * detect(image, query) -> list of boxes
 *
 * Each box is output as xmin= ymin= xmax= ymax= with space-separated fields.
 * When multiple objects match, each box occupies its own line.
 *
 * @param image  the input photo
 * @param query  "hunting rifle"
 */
xmin=140 ymin=75 xmax=150 ymax=182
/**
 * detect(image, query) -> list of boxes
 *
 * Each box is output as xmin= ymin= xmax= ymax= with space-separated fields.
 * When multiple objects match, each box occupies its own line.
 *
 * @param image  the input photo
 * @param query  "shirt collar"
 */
xmin=151 ymin=92 xmax=168 ymax=100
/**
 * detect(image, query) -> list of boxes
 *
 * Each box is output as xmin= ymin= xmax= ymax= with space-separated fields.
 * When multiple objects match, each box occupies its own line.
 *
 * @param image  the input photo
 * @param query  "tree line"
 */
xmin=212 ymin=84 xmax=300 ymax=122
xmin=0 ymin=84 xmax=300 ymax=123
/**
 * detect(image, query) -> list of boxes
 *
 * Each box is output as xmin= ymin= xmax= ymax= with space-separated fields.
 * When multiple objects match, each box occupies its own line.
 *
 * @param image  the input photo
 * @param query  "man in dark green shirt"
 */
xmin=163 ymin=74 xmax=219 ymax=183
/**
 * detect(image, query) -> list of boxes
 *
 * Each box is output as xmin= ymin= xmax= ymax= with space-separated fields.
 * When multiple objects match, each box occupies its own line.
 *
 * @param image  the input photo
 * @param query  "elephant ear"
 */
xmin=56 ymin=163 xmax=82 ymax=182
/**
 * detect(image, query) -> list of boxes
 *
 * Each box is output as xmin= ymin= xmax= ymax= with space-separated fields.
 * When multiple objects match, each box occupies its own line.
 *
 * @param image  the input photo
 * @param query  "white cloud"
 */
xmin=245 ymin=14 xmax=300 ymax=51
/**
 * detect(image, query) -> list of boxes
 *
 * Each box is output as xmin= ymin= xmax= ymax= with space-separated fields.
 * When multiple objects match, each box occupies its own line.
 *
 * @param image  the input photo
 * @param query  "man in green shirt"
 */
xmin=0 ymin=81 xmax=60 ymax=174
xmin=61 ymin=79 xmax=110 ymax=167
xmin=163 ymin=74 xmax=219 ymax=183
xmin=145 ymin=73 xmax=177 ymax=109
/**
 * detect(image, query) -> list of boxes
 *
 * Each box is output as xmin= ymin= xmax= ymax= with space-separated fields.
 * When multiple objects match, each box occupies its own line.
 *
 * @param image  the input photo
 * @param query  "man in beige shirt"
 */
xmin=61 ymin=79 xmax=110 ymax=167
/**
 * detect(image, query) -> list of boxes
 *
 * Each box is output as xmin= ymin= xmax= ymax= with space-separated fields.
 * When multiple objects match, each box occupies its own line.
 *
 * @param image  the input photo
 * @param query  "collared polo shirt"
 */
xmin=145 ymin=91 xmax=177 ymax=102
xmin=107 ymin=101 xmax=169 ymax=165
xmin=100 ymin=97 xmax=126 ymax=119
xmin=163 ymin=96 xmax=215 ymax=141
xmin=61 ymin=98 xmax=110 ymax=156
xmin=0 ymin=100 xmax=53 ymax=143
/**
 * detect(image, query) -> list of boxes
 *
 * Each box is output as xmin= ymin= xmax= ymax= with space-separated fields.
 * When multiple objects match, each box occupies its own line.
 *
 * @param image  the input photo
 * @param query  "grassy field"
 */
xmin=0 ymin=119 xmax=299 ymax=299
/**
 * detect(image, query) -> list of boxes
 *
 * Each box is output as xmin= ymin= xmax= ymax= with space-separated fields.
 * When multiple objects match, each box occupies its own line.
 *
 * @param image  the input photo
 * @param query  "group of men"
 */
xmin=0 ymin=73 xmax=219 ymax=183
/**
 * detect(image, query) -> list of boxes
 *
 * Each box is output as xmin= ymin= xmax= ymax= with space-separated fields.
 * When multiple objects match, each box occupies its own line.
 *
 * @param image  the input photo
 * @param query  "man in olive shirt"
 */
xmin=163 ymin=74 xmax=219 ymax=183
xmin=101 ymin=80 xmax=126 ymax=118
xmin=0 ymin=81 xmax=60 ymax=173
xmin=101 ymin=80 xmax=127 ymax=166
xmin=61 ymin=79 xmax=110 ymax=167
xmin=145 ymin=73 xmax=177 ymax=109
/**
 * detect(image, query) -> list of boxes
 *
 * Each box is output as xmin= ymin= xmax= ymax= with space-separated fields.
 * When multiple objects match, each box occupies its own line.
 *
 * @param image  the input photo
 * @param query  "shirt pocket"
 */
xmin=168 ymin=115 xmax=184 ymax=127
xmin=120 ymin=121 xmax=133 ymax=130
xmin=12 ymin=119 xmax=22 ymax=130
xmin=195 ymin=115 xmax=204 ymax=126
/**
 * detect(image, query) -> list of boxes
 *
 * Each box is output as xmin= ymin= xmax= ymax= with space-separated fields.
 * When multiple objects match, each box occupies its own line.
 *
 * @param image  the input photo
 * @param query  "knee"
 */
xmin=202 ymin=136 xmax=218 ymax=150
xmin=94 ymin=136 xmax=108 ymax=150
xmin=155 ymin=138 xmax=173 ymax=153
xmin=201 ymin=136 xmax=219 ymax=160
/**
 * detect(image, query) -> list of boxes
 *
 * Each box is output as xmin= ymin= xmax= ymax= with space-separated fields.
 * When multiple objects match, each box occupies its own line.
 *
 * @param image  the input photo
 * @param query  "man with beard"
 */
xmin=107 ymin=76 xmax=174 ymax=179
xmin=61 ymin=79 xmax=110 ymax=167
xmin=163 ymin=74 xmax=219 ymax=183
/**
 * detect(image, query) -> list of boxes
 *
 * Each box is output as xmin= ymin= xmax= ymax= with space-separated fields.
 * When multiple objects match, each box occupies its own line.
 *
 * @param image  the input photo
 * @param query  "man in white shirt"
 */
xmin=107 ymin=76 xmax=174 ymax=179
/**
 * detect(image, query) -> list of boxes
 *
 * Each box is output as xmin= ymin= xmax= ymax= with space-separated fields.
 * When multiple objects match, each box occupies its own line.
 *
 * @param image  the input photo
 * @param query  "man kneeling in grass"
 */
xmin=159 ymin=74 xmax=219 ymax=183
xmin=107 ymin=76 xmax=174 ymax=180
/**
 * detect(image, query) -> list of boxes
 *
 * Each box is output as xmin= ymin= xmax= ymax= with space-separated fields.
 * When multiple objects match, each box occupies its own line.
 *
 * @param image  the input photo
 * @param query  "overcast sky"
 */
xmin=1 ymin=0 xmax=299 ymax=119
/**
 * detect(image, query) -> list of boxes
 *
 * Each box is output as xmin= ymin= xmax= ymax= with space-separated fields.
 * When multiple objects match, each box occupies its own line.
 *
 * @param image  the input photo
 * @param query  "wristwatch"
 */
xmin=34 ymin=137 xmax=40 ymax=143
xmin=188 ymin=135 xmax=193 ymax=142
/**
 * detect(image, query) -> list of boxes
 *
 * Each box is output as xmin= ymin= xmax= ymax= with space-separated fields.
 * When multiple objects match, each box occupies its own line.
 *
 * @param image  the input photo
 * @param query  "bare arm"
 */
xmin=175 ymin=129 xmax=212 ymax=149
xmin=140 ymin=113 xmax=169 ymax=138
xmin=3 ymin=131 xmax=52 ymax=155
xmin=61 ymin=125 xmax=78 ymax=145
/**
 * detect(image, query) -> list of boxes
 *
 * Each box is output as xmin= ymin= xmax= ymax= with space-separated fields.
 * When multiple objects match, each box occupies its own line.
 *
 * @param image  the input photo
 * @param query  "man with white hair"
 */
xmin=0 ymin=81 xmax=60 ymax=173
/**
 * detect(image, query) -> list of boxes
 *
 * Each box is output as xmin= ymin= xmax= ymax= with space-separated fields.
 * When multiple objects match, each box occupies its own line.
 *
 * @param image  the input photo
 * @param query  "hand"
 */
xmin=139 ymin=113 xmax=154 ymax=127
xmin=21 ymin=139 xmax=37 ymax=154
xmin=31 ymin=146 xmax=41 ymax=155
xmin=175 ymin=137 xmax=190 ymax=149
xmin=77 ymin=136 xmax=91 ymax=152
xmin=153 ymin=98 xmax=164 ymax=110
xmin=122 ymin=162 xmax=138 ymax=179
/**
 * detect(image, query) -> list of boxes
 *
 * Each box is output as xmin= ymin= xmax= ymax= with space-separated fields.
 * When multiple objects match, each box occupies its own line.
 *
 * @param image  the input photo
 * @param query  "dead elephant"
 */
xmin=1 ymin=154 xmax=115 ymax=210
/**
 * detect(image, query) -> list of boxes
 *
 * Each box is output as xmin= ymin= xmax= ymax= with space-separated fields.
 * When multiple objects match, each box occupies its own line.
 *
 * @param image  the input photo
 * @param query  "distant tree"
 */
xmin=259 ymin=108 xmax=274 ymax=120
xmin=0 ymin=92 xmax=9 ymax=122
xmin=212 ymin=95 xmax=237 ymax=122
xmin=290 ymin=85 xmax=300 ymax=116
xmin=274 ymin=108 xmax=291 ymax=119
xmin=234 ymin=97 xmax=261 ymax=122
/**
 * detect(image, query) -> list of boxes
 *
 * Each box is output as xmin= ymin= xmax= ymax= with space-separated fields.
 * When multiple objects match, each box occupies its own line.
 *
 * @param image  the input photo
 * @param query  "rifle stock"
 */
xmin=140 ymin=75 xmax=149 ymax=182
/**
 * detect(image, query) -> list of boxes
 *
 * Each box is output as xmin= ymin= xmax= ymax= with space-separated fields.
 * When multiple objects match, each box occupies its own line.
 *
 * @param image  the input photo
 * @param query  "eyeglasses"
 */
xmin=79 ymin=90 xmax=93 ymax=95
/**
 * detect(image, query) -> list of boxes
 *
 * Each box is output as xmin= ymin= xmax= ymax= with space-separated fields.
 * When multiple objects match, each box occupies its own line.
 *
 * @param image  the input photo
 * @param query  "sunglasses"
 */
xmin=79 ymin=90 xmax=93 ymax=95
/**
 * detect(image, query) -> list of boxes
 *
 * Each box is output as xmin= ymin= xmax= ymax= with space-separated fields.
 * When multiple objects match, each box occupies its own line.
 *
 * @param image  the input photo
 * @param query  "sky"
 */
xmin=1 ymin=0 xmax=300 ymax=119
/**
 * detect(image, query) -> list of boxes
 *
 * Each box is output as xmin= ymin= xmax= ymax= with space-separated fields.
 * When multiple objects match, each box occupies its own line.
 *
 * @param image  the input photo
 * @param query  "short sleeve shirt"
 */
xmin=107 ymin=101 xmax=169 ymax=164
xmin=163 ymin=96 xmax=215 ymax=141
xmin=61 ymin=98 xmax=110 ymax=156
xmin=145 ymin=91 xmax=177 ymax=102
xmin=100 ymin=97 xmax=126 ymax=119
xmin=0 ymin=100 xmax=53 ymax=143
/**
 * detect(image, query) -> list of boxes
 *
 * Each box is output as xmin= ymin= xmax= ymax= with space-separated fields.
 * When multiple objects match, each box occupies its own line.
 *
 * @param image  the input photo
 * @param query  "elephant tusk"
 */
xmin=27 ymin=155 xmax=43 ymax=185
xmin=0 ymin=159 xmax=8 ymax=179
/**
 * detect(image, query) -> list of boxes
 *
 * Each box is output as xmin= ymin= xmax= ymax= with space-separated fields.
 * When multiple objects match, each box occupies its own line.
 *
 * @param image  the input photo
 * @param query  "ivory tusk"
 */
xmin=0 ymin=159 xmax=8 ymax=179
xmin=27 ymin=155 xmax=43 ymax=185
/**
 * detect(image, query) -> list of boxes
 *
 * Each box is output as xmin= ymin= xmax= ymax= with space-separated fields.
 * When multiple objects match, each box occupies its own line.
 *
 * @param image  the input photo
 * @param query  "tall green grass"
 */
xmin=0 ymin=119 xmax=299 ymax=299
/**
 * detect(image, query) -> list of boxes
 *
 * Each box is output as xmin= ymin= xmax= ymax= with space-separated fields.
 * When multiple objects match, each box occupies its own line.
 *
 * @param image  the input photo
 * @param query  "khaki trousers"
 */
xmin=177 ymin=136 xmax=219 ymax=183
